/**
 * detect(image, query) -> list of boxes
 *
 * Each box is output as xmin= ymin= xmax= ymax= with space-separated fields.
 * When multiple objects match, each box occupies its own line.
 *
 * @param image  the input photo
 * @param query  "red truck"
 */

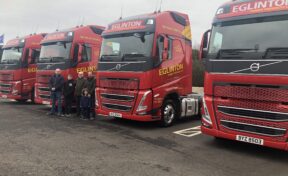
xmin=200 ymin=0 xmax=288 ymax=150
xmin=0 ymin=34 xmax=45 ymax=102
xmin=35 ymin=25 xmax=104 ymax=105
xmin=96 ymin=11 xmax=201 ymax=126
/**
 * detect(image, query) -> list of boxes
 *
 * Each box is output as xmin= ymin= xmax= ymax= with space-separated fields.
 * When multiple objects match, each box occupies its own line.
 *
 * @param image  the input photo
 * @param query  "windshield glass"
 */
xmin=39 ymin=42 xmax=72 ymax=63
xmin=208 ymin=17 xmax=288 ymax=59
xmin=0 ymin=47 xmax=23 ymax=64
xmin=100 ymin=32 xmax=154 ymax=61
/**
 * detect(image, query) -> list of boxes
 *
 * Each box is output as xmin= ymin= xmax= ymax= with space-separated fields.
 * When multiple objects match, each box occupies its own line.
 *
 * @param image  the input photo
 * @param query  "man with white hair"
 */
xmin=48 ymin=68 xmax=64 ymax=116
xmin=75 ymin=72 xmax=87 ymax=117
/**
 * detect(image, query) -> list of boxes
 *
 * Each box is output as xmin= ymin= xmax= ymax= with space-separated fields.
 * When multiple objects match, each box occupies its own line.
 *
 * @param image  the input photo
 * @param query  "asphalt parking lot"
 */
xmin=0 ymin=99 xmax=287 ymax=176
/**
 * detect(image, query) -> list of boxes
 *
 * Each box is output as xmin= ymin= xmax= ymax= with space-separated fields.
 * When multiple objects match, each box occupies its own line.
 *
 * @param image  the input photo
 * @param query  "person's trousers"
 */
xmin=76 ymin=96 xmax=82 ymax=116
xmin=51 ymin=91 xmax=62 ymax=114
xmin=64 ymin=95 xmax=73 ymax=115
xmin=90 ymin=92 xmax=96 ymax=118
xmin=82 ymin=107 xmax=90 ymax=119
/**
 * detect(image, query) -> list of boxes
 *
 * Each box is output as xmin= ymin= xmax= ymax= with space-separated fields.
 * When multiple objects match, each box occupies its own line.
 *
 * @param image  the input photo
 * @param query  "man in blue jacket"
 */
xmin=48 ymin=68 xmax=64 ymax=116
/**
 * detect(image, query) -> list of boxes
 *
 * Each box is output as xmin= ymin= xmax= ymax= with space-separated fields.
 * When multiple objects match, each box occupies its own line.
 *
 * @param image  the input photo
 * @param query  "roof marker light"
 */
xmin=146 ymin=19 xmax=154 ymax=25
xmin=216 ymin=8 xmax=224 ymax=15
xmin=67 ymin=32 xmax=73 ymax=36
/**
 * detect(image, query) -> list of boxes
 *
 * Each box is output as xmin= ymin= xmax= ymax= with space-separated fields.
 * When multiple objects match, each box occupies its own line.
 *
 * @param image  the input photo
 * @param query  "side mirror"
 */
xmin=77 ymin=44 xmax=83 ymax=63
xmin=162 ymin=37 xmax=169 ymax=61
xmin=199 ymin=29 xmax=211 ymax=60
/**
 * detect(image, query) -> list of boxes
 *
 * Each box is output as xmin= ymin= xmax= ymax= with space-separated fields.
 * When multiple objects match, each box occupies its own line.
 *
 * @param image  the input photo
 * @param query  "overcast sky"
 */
xmin=0 ymin=0 xmax=227 ymax=46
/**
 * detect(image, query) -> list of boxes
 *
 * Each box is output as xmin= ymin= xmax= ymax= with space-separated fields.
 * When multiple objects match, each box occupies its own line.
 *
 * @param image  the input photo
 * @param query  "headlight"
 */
xmin=136 ymin=90 xmax=151 ymax=112
xmin=202 ymin=97 xmax=212 ymax=125
xmin=12 ymin=81 xmax=21 ymax=95
xmin=95 ymin=89 xmax=99 ymax=107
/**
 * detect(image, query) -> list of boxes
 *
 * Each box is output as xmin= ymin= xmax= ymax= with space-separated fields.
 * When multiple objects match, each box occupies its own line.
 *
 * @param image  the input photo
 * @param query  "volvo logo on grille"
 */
xmin=115 ymin=64 xmax=122 ymax=71
xmin=250 ymin=63 xmax=260 ymax=72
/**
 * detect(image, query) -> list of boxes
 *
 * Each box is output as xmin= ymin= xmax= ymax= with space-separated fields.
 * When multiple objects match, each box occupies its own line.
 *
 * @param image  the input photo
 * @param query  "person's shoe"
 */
xmin=47 ymin=112 xmax=55 ymax=116
xmin=66 ymin=114 xmax=71 ymax=118
xmin=57 ymin=113 xmax=64 ymax=117
xmin=90 ymin=117 xmax=95 ymax=121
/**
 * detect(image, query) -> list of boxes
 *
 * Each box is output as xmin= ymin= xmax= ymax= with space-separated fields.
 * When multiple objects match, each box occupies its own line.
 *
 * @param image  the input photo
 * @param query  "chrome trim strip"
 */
xmin=101 ymin=93 xmax=134 ymax=99
xmin=0 ymin=83 xmax=12 ymax=87
xmin=98 ymin=61 xmax=146 ymax=64
xmin=208 ymin=72 xmax=288 ymax=77
xmin=210 ymin=59 xmax=288 ymax=62
xmin=218 ymin=106 xmax=288 ymax=122
xmin=220 ymin=119 xmax=286 ymax=137
xmin=102 ymin=102 xmax=132 ymax=112
xmin=101 ymin=93 xmax=134 ymax=102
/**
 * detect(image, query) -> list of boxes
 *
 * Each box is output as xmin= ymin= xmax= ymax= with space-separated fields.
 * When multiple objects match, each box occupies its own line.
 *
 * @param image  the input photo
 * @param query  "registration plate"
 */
xmin=236 ymin=135 xmax=264 ymax=145
xmin=109 ymin=112 xmax=122 ymax=118
xmin=1 ymin=95 xmax=7 ymax=99
xmin=42 ymin=101 xmax=50 ymax=105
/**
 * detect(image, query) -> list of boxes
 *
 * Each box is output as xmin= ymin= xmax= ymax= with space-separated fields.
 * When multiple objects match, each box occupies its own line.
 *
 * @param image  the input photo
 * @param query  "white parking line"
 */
xmin=173 ymin=126 xmax=202 ymax=137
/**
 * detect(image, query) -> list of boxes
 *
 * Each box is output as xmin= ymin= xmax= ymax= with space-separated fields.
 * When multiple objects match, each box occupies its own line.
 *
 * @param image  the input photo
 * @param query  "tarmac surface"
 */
xmin=0 ymin=99 xmax=287 ymax=176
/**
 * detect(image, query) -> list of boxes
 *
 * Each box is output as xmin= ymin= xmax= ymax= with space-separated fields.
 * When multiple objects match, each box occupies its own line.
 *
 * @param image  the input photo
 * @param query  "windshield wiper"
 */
xmin=216 ymin=48 xmax=258 ymax=59
xmin=263 ymin=47 xmax=288 ymax=59
xmin=122 ymin=53 xmax=146 ymax=61
xmin=51 ymin=57 xmax=65 ymax=62
xmin=39 ymin=57 xmax=51 ymax=63
xmin=100 ymin=54 xmax=120 ymax=61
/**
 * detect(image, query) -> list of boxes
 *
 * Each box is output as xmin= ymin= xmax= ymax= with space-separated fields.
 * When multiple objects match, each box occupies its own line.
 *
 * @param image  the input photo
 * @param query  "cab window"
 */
xmin=81 ymin=45 xmax=91 ymax=62
xmin=31 ymin=49 xmax=40 ymax=64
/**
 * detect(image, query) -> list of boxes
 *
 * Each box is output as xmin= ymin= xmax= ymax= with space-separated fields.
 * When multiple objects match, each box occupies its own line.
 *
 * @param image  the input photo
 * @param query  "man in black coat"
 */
xmin=63 ymin=74 xmax=75 ymax=117
xmin=48 ymin=68 xmax=64 ymax=116
xmin=86 ymin=72 xmax=96 ymax=119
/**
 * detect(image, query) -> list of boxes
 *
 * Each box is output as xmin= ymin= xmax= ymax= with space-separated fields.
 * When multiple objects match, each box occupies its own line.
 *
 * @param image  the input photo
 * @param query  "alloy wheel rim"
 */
xmin=164 ymin=104 xmax=175 ymax=124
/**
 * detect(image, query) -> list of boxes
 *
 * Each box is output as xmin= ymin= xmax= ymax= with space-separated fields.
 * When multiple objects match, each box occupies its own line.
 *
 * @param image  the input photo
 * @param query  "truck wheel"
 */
xmin=159 ymin=100 xmax=177 ymax=127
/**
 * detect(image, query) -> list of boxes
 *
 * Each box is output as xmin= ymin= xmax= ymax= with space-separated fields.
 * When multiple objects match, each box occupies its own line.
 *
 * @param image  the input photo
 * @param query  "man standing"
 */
xmin=86 ymin=72 xmax=96 ymax=120
xmin=63 ymin=74 xmax=75 ymax=117
xmin=48 ymin=68 xmax=64 ymax=116
xmin=75 ymin=72 xmax=87 ymax=117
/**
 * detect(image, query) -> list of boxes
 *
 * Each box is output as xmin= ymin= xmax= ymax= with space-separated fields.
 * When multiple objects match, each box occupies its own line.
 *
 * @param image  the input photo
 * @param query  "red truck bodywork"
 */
xmin=0 ymin=34 xmax=45 ymax=102
xmin=35 ymin=25 xmax=104 ymax=105
xmin=201 ymin=0 xmax=288 ymax=151
xmin=96 ymin=11 xmax=200 ymax=126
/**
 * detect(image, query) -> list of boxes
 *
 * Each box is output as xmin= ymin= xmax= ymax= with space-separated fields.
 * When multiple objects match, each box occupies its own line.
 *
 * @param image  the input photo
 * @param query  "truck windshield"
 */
xmin=39 ymin=42 xmax=71 ymax=63
xmin=0 ymin=47 xmax=23 ymax=64
xmin=100 ymin=32 xmax=154 ymax=61
xmin=208 ymin=17 xmax=288 ymax=59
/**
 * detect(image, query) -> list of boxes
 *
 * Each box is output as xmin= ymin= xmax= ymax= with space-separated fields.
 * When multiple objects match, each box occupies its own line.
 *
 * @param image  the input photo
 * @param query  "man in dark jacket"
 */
xmin=75 ymin=72 xmax=87 ymax=117
xmin=63 ymin=74 xmax=75 ymax=117
xmin=48 ymin=68 xmax=64 ymax=116
xmin=86 ymin=72 xmax=96 ymax=119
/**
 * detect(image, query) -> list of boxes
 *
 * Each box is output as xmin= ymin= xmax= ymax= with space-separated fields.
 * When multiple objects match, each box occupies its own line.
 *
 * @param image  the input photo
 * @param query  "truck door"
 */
xmin=74 ymin=43 xmax=94 ymax=74
xmin=157 ymin=35 xmax=185 ymax=84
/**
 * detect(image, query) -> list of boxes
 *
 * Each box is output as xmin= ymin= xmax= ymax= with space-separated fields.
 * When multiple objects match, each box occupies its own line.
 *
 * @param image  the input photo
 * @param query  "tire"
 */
xmin=159 ymin=100 xmax=177 ymax=127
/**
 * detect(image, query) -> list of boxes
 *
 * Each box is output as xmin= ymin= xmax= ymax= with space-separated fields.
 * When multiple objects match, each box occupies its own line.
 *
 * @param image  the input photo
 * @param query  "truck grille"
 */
xmin=214 ymin=84 xmax=288 ymax=141
xmin=218 ymin=106 xmax=288 ymax=122
xmin=99 ymin=78 xmax=139 ymax=90
xmin=101 ymin=93 xmax=134 ymax=102
xmin=39 ymin=94 xmax=51 ymax=100
xmin=0 ymin=74 xmax=13 ymax=81
xmin=0 ymin=83 xmax=12 ymax=88
xmin=37 ymin=75 xmax=51 ymax=84
xmin=221 ymin=120 xmax=286 ymax=137
xmin=38 ymin=87 xmax=50 ymax=92
xmin=102 ymin=103 xmax=132 ymax=111
xmin=0 ymin=90 xmax=11 ymax=94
